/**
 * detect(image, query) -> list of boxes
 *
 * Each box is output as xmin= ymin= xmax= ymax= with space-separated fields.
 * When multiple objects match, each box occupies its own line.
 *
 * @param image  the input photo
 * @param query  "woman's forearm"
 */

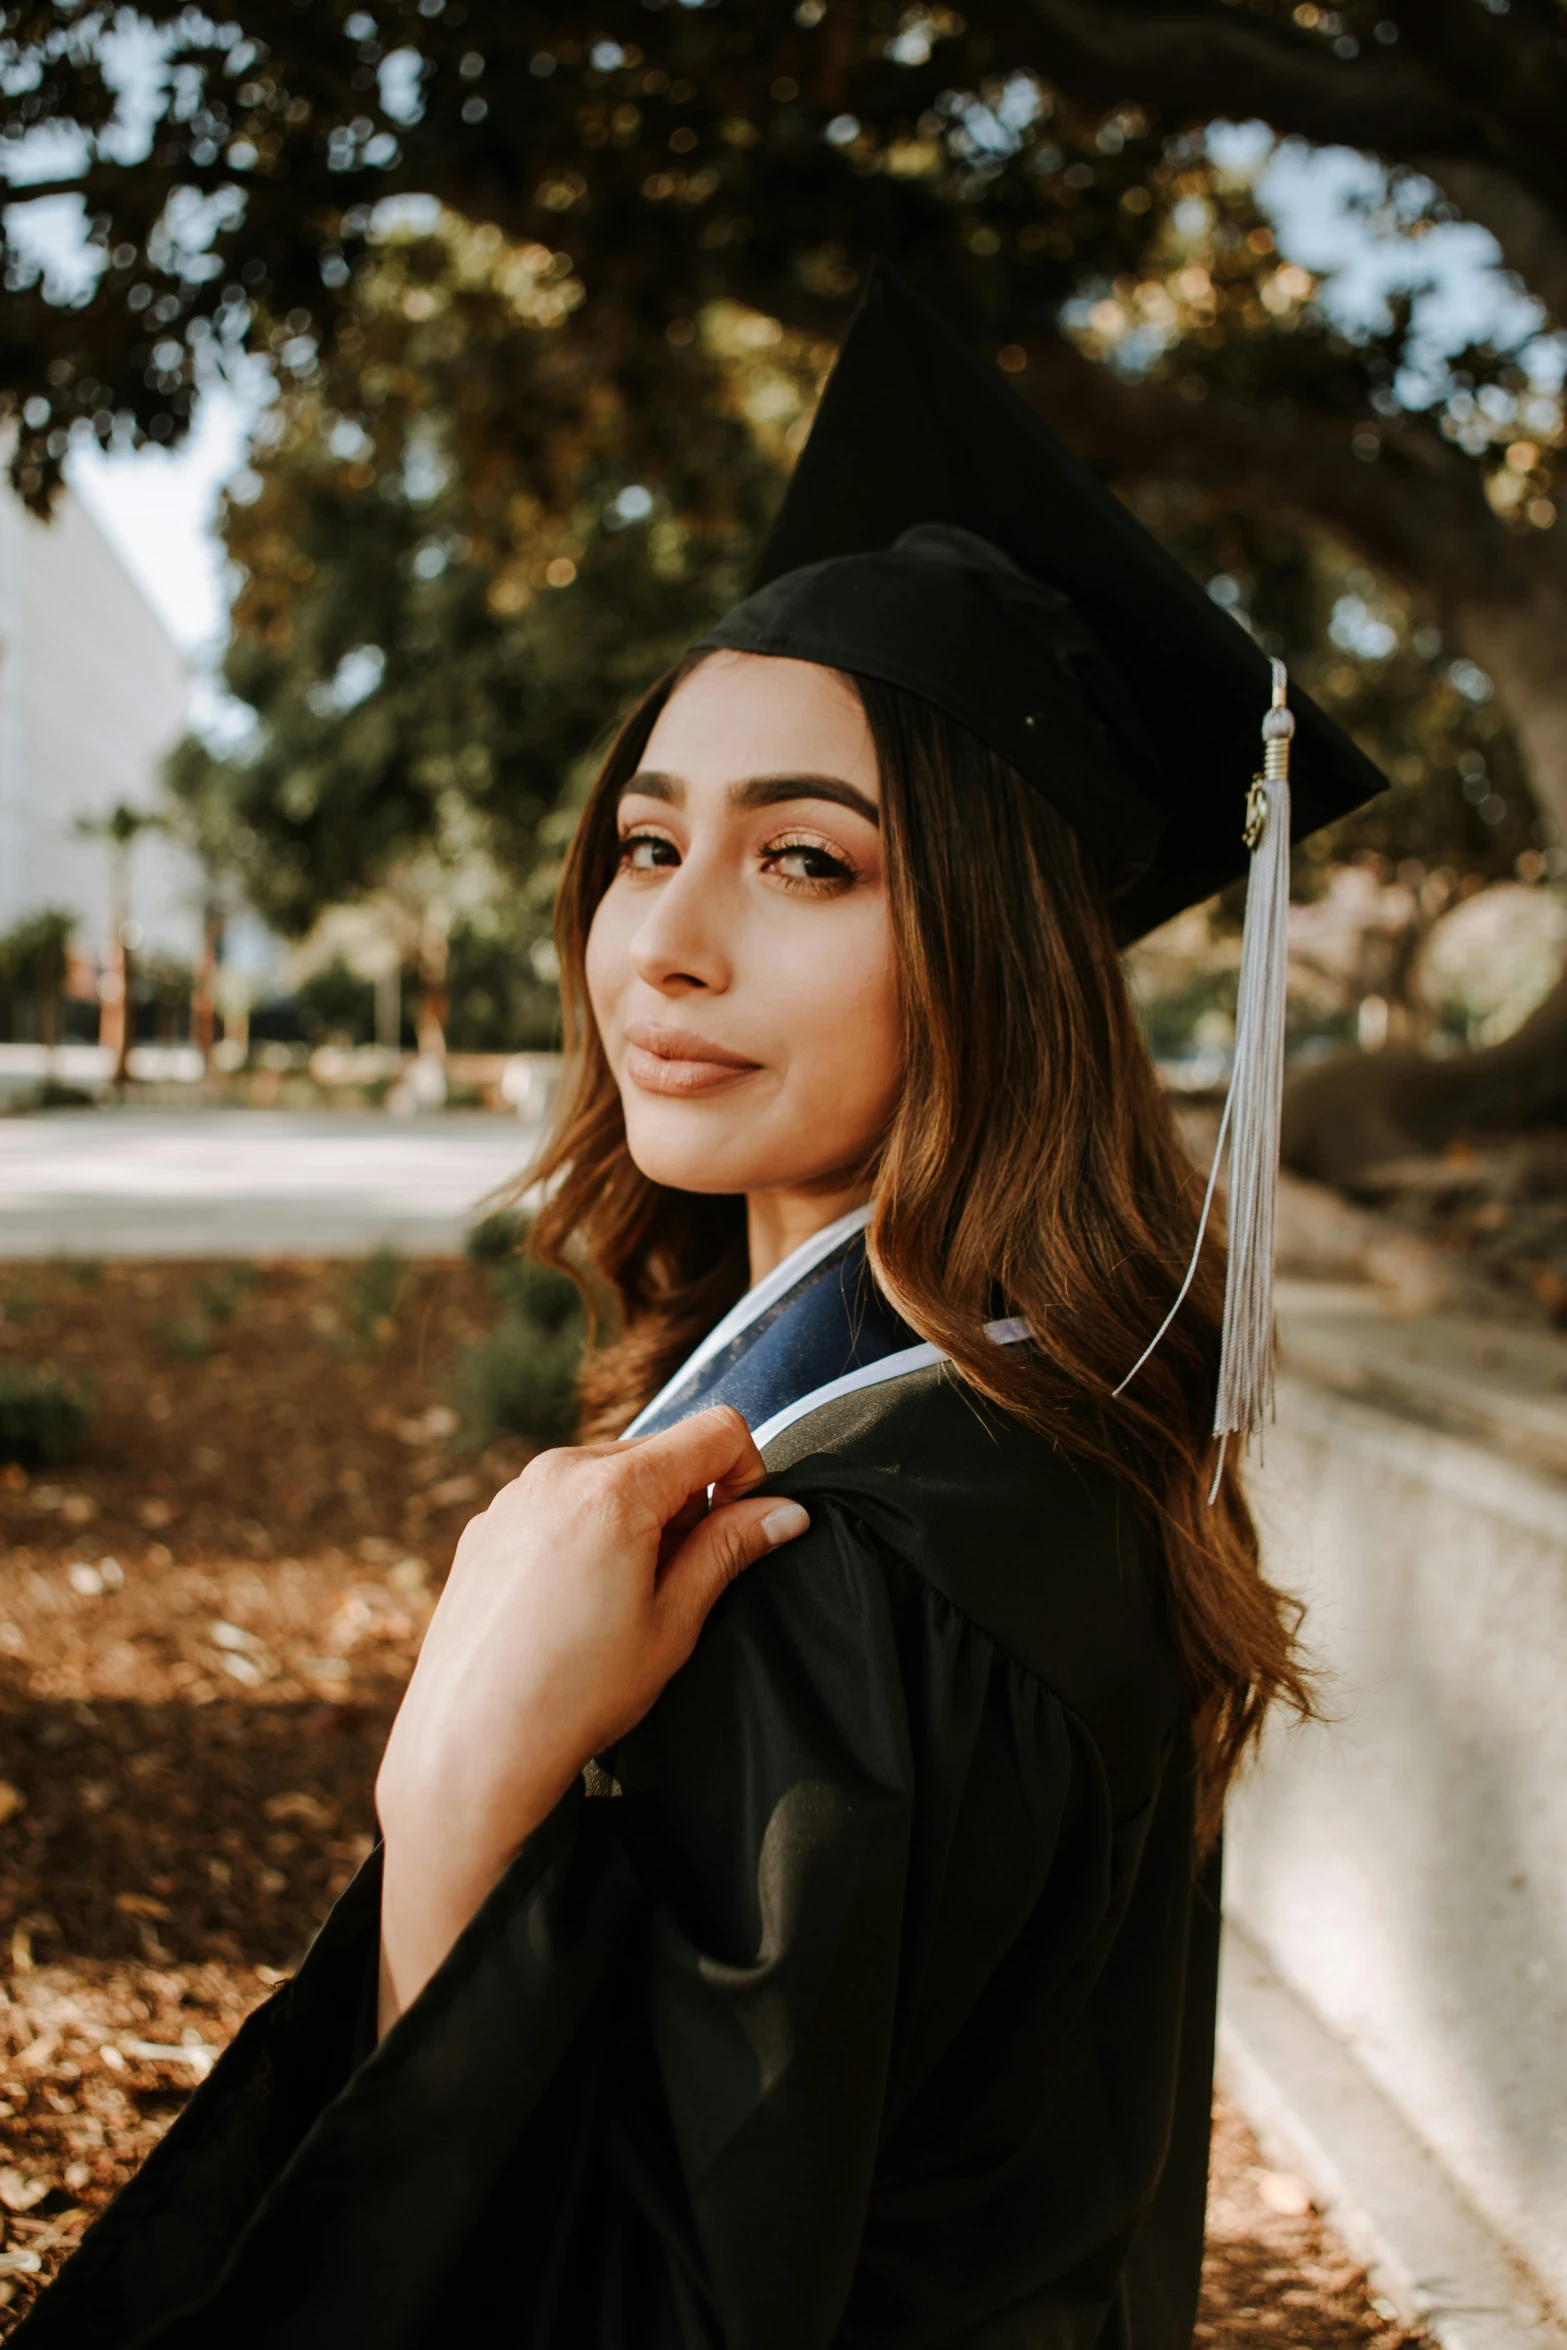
xmin=374 ymin=1763 xmax=566 ymax=2036
xmin=377 ymin=1832 xmax=498 ymax=2038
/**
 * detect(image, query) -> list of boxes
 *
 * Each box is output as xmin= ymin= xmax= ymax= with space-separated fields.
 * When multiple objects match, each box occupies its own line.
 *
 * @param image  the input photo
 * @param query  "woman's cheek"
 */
xmin=583 ymin=895 xmax=629 ymax=1051
xmin=779 ymin=906 xmax=901 ymax=1136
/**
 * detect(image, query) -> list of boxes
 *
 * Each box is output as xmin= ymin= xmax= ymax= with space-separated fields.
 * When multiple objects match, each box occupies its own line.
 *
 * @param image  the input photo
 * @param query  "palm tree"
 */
xmin=74 ymin=803 xmax=163 ymax=1087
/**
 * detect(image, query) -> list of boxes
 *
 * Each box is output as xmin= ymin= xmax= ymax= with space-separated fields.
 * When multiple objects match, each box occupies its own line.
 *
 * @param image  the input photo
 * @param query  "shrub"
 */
xmin=157 ymin=1264 xmax=256 ymax=1359
xmin=344 ymin=1247 xmax=406 ymax=1345
xmin=157 ymin=1317 xmax=214 ymax=1363
xmin=456 ymin=1219 xmax=584 ymax=1448
xmin=466 ymin=1208 xmax=527 ymax=1265
xmin=456 ymin=1310 xmax=582 ymax=1449
xmin=0 ymin=1365 xmax=91 ymax=1467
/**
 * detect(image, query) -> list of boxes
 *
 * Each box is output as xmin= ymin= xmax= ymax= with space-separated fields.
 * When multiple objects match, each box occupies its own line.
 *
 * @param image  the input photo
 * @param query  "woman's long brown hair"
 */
xmin=527 ymin=653 xmax=1312 ymax=1843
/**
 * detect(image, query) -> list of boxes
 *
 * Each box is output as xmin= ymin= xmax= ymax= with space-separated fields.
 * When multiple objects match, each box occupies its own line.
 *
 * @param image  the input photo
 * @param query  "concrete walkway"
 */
xmin=0 ymin=1109 xmax=539 ymax=1259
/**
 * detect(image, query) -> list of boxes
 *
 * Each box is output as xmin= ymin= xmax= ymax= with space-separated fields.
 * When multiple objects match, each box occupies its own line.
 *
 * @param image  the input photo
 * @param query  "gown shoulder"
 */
xmin=758 ymin=1355 xmax=1188 ymax=1810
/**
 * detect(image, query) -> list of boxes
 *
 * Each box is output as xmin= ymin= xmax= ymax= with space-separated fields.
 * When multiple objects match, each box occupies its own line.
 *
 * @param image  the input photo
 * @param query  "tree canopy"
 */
xmin=6 ymin=6 xmax=1563 ymax=740
xmin=167 ymin=207 xmax=813 ymax=938
xmin=6 ymin=5 xmax=1562 ymax=607
xmin=7 ymin=1 xmax=1567 ymax=1142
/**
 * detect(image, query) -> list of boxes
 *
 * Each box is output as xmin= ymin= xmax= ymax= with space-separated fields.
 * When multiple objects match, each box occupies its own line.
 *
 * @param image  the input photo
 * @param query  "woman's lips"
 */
xmin=623 ymin=1022 xmax=763 ymax=1099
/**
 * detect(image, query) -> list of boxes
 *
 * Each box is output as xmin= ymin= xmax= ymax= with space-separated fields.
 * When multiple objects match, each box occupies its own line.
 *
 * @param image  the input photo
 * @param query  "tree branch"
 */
xmin=995 ymin=0 xmax=1567 ymax=319
xmin=0 ymin=177 xmax=93 ymax=203
xmin=1007 ymin=327 xmax=1563 ymax=619
xmin=1003 ymin=0 xmax=1463 ymax=154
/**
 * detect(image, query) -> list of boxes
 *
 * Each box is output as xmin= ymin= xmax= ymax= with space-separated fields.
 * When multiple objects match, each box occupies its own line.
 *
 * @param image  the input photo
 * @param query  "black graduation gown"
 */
xmin=13 ymin=1214 xmax=1218 ymax=2350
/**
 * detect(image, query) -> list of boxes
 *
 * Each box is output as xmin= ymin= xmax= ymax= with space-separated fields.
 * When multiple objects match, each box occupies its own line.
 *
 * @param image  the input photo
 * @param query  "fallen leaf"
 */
xmin=113 ymin=1892 xmax=173 ymax=1921
xmin=426 ymin=1473 xmax=480 ymax=1508
xmin=209 ymin=1619 xmax=264 ymax=1654
xmin=60 ymin=1494 xmax=98 ymax=1526
xmin=263 ymin=1790 xmax=336 ymax=1828
xmin=326 ymin=1593 xmax=374 ymax=1652
xmin=23 ymin=2208 xmax=89 ymax=2257
xmin=301 ymin=1656 xmax=351 ymax=1682
xmin=0 ymin=1783 xmax=25 ymax=1827
xmin=0 ymin=2169 xmax=49 ymax=2215
xmin=1255 ymin=2169 xmax=1312 ymax=2217
xmin=66 ymin=1563 xmax=106 ymax=1599
xmin=0 ymin=2247 xmax=43 ymax=2276
xmin=120 ymin=2038 xmax=214 ymax=2077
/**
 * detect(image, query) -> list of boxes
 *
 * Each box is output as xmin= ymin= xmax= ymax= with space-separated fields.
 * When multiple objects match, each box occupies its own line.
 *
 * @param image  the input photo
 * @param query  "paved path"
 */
xmin=0 ymin=1110 xmax=540 ymax=1259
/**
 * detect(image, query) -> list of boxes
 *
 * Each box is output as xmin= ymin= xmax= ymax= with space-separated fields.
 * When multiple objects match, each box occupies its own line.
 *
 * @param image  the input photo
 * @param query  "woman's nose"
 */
xmin=627 ymin=860 xmax=732 ymax=996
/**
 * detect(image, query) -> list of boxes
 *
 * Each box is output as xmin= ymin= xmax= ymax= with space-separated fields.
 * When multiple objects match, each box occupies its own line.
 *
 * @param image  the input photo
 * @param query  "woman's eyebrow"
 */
xmin=620 ymin=770 xmax=683 ymax=807
xmin=620 ymin=770 xmax=880 ymax=827
xmin=730 ymin=775 xmax=880 ymax=827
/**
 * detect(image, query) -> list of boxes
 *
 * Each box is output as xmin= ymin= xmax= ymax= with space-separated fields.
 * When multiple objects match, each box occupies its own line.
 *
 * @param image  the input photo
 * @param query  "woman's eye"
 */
xmin=765 ymin=840 xmax=855 ymax=887
xmin=619 ymin=831 xmax=680 ymax=872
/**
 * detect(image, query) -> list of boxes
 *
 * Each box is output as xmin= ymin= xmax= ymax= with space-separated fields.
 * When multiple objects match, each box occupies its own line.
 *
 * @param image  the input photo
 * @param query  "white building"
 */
xmin=0 ymin=477 xmax=194 ymax=964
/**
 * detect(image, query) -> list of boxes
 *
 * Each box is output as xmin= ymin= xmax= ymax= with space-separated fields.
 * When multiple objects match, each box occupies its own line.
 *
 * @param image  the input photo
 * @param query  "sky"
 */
xmin=25 ymin=125 xmax=1560 ymax=715
xmin=71 ymin=384 xmax=252 ymax=656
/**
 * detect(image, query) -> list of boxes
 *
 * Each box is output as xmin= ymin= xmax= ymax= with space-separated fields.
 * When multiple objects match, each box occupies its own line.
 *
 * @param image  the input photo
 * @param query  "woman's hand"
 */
xmin=375 ymin=1405 xmax=809 ymax=2033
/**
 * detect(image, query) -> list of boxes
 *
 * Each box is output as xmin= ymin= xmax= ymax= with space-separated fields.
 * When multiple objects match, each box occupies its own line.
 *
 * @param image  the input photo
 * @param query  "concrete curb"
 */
xmin=1219 ymin=1922 xmax=1567 ymax=2350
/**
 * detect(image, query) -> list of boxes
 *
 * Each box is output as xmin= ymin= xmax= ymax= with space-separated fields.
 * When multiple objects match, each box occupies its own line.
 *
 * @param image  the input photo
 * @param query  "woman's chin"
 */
xmin=623 ymin=1141 xmax=761 ymax=1195
xmin=620 ymin=1101 xmax=790 ymax=1197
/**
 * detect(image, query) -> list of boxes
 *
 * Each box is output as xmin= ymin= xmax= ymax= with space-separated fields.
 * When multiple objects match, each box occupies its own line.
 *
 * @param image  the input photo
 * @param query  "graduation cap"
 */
xmin=700 ymin=261 xmax=1384 ymax=938
xmin=694 ymin=262 xmax=1389 ymax=1467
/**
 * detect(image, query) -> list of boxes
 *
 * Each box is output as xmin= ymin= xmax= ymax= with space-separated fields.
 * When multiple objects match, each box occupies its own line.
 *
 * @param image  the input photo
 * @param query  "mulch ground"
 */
xmin=0 ymin=1258 xmax=1428 ymax=2344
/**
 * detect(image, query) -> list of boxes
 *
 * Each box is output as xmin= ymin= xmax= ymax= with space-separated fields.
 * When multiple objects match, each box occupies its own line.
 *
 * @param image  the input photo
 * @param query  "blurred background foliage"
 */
xmin=458 ymin=1210 xmax=586 ymax=1448
xmin=5 ymin=1 xmax=1567 ymax=1158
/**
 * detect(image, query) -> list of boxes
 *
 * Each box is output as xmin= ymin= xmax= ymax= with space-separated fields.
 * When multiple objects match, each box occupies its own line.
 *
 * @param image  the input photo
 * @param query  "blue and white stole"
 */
xmin=623 ymin=1204 xmax=1028 ymax=1451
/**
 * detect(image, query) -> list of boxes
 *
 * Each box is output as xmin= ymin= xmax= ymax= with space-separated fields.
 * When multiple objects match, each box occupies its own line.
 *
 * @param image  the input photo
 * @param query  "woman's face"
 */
xmin=586 ymin=651 xmax=902 ymax=1205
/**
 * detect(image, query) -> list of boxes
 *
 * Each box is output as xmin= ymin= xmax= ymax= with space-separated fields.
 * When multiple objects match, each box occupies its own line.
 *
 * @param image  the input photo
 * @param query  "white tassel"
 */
xmin=1115 ymin=657 xmax=1295 ymax=1502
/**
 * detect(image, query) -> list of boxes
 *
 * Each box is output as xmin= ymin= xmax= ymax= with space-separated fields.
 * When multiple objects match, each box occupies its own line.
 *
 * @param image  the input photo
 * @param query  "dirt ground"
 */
xmin=0 ymin=1259 xmax=1428 ymax=2344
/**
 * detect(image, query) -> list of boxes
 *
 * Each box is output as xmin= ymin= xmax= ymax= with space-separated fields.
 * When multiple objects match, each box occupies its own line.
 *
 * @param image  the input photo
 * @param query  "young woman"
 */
xmin=15 ymin=269 xmax=1380 ymax=2350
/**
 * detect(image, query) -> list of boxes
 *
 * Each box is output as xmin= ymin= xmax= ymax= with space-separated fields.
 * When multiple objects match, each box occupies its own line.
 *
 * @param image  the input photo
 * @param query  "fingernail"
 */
xmin=761 ymin=1502 xmax=810 ymax=1546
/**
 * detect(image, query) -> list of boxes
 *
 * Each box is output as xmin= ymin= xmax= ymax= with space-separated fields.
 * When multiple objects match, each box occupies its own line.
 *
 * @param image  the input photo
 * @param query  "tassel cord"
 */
xmin=1114 ymin=657 xmax=1295 ymax=1503
xmin=1111 ymin=1079 xmax=1234 ymax=1401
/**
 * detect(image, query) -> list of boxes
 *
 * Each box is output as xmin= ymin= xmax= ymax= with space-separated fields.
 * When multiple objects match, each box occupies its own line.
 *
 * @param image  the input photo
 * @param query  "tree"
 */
xmin=166 ymin=207 xmax=806 ymax=952
xmin=6 ymin=1 xmax=1567 ymax=1163
xmin=74 ymin=800 xmax=160 ymax=1084
xmin=0 ymin=907 xmax=73 ymax=1051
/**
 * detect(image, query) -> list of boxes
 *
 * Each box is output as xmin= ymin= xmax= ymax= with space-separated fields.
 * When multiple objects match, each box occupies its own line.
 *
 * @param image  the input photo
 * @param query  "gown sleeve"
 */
xmin=12 ymin=1466 xmax=1193 ymax=2350
xmin=10 ymin=1496 xmax=1004 ymax=2350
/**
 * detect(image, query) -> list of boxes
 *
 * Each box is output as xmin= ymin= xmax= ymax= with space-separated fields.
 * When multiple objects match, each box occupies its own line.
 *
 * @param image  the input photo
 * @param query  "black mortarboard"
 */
xmin=698 ymin=262 xmax=1386 ymax=942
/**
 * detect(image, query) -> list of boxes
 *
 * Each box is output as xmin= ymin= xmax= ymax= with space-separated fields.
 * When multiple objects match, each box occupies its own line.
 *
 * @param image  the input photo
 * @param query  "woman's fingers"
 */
xmin=655 ymin=1483 xmax=710 ymax=1571
xmin=622 ymin=1405 xmax=768 ymax=1518
xmin=657 ymin=1493 xmax=812 ymax=1658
